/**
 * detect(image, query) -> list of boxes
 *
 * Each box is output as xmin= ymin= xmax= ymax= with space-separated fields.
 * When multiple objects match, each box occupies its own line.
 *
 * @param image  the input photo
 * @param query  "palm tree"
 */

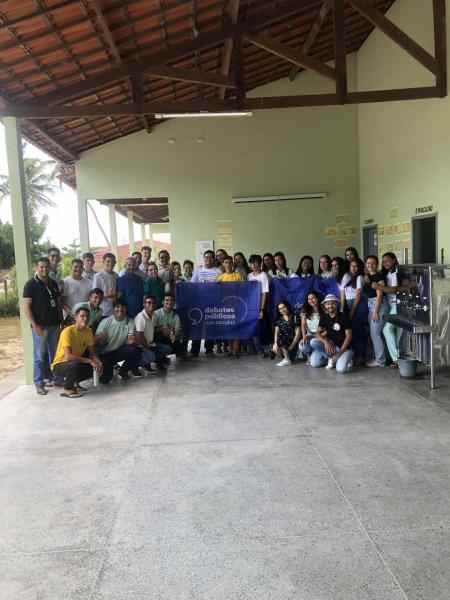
xmin=0 ymin=149 xmax=59 ymax=262
xmin=0 ymin=153 xmax=57 ymax=212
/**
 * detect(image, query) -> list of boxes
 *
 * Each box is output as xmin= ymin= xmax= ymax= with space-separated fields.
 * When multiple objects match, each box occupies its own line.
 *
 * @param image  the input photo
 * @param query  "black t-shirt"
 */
xmin=364 ymin=272 xmax=385 ymax=299
xmin=319 ymin=312 xmax=351 ymax=347
xmin=23 ymin=275 xmax=60 ymax=327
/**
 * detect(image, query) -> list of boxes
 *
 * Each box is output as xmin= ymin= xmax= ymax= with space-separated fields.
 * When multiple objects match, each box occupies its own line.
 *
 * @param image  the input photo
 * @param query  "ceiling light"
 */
xmin=196 ymin=137 xmax=206 ymax=143
xmin=168 ymin=138 xmax=176 ymax=144
xmin=155 ymin=111 xmax=253 ymax=119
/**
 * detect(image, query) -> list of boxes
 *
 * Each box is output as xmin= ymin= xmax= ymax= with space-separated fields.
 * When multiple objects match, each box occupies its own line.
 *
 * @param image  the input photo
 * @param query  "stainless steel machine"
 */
xmin=384 ymin=264 xmax=450 ymax=389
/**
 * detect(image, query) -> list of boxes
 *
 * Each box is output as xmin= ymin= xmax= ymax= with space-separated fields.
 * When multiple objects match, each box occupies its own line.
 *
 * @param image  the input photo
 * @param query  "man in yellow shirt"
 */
xmin=52 ymin=306 xmax=103 ymax=398
xmin=218 ymin=256 xmax=244 ymax=357
xmin=218 ymin=256 xmax=245 ymax=283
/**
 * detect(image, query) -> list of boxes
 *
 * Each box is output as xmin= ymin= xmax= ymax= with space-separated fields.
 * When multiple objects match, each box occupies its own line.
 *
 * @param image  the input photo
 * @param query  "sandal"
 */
xmin=389 ymin=362 xmax=399 ymax=369
xmin=60 ymin=389 xmax=84 ymax=398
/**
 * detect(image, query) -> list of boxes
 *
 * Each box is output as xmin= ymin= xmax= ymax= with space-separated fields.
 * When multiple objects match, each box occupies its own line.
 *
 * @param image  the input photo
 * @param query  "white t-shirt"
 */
xmin=248 ymin=271 xmax=269 ymax=294
xmin=386 ymin=270 xmax=399 ymax=306
xmin=63 ymin=276 xmax=92 ymax=312
xmin=134 ymin=309 xmax=155 ymax=345
xmin=341 ymin=274 xmax=363 ymax=301
xmin=305 ymin=312 xmax=320 ymax=335
xmin=93 ymin=270 xmax=118 ymax=316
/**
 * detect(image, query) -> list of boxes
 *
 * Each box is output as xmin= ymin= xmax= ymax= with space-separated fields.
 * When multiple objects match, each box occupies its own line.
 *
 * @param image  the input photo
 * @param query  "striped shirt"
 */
xmin=191 ymin=267 xmax=221 ymax=283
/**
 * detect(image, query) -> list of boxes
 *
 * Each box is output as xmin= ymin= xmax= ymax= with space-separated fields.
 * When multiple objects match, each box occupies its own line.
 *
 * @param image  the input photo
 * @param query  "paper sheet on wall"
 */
xmin=216 ymin=221 xmax=233 ymax=255
xmin=336 ymin=214 xmax=350 ymax=226
xmin=195 ymin=240 xmax=214 ymax=267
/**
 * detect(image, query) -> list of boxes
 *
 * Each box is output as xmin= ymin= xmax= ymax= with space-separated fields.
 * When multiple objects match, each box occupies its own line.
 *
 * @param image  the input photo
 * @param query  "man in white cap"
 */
xmin=309 ymin=294 xmax=353 ymax=373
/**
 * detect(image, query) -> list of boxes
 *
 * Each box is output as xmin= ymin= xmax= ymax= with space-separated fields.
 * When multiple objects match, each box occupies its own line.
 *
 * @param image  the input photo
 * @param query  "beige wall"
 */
xmin=77 ymin=58 xmax=360 ymax=266
xmin=357 ymin=0 xmax=449 ymax=263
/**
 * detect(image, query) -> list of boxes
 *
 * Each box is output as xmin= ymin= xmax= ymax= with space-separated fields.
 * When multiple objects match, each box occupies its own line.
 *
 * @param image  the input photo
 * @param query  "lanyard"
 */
xmin=35 ymin=274 xmax=57 ymax=307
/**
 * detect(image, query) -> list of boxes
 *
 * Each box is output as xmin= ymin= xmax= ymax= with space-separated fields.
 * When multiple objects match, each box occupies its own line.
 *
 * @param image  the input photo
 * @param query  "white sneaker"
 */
xmin=366 ymin=359 xmax=383 ymax=368
xmin=276 ymin=358 xmax=292 ymax=367
xmin=326 ymin=358 xmax=335 ymax=370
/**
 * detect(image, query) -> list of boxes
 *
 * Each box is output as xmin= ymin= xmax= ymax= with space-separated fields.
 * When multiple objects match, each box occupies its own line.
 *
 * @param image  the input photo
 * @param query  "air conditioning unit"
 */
xmin=232 ymin=193 xmax=328 ymax=205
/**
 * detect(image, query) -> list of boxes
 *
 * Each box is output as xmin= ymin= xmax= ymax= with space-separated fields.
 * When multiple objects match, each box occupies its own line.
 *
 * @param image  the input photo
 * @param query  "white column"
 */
xmin=127 ymin=210 xmax=135 ymax=254
xmin=140 ymin=223 xmax=146 ymax=247
xmin=4 ymin=117 xmax=33 ymax=384
xmin=78 ymin=196 xmax=90 ymax=253
xmin=108 ymin=205 xmax=118 ymax=258
xmin=147 ymin=223 xmax=153 ymax=246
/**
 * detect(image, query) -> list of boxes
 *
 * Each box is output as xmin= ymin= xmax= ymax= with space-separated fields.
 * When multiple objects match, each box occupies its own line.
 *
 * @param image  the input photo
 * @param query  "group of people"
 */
xmin=22 ymin=243 xmax=407 ymax=397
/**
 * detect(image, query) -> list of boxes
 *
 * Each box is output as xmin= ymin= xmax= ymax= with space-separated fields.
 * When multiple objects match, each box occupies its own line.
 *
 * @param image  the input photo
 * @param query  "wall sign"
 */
xmin=415 ymin=205 xmax=434 ymax=215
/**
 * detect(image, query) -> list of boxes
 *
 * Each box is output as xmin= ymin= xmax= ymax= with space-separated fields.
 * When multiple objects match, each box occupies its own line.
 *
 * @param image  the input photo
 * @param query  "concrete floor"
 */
xmin=2 ymin=358 xmax=450 ymax=600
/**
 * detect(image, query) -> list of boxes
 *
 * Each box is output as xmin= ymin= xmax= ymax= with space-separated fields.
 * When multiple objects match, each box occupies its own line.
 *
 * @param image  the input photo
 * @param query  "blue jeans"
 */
xmin=368 ymin=298 xmax=387 ymax=366
xmin=383 ymin=304 xmax=403 ymax=363
xmin=141 ymin=343 xmax=172 ymax=366
xmin=309 ymin=338 xmax=354 ymax=374
xmin=32 ymin=325 xmax=59 ymax=385
xmin=298 ymin=335 xmax=314 ymax=359
xmin=346 ymin=299 xmax=368 ymax=362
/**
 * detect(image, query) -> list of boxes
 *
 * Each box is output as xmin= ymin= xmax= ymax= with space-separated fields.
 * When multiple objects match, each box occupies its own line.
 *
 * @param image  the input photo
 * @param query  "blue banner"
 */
xmin=176 ymin=281 xmax=260 ymax=340
xmin=270 ymin=275 xmax=340 ymax=317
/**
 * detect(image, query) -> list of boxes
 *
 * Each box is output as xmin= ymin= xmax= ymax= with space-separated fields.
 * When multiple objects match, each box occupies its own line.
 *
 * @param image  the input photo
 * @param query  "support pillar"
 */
xmin=108 ymin=205 xmax=118 ymax=259
xmin=140 ymin=223 xmax=146 ymax=247
xmin=147 ymin=223 xmax=153 ymax=246
xmin=4 ymin=117 xmax=33 ymax=384
xmin=127 ymin=210 xmax=135 ymax=254
xmin=78 ymin=196 xmax=90 ymax=253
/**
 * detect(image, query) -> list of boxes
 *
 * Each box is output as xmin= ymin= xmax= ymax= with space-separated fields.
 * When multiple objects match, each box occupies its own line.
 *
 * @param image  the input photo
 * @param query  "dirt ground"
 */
xmin=0 ymin=317 xmax=23 ymax=381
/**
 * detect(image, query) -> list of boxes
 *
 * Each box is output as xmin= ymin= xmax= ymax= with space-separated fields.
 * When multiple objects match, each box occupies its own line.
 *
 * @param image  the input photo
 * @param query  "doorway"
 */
xmin=363 ymin=225 xmax=378 ymax=258
xmin=412 ymin=214 xmax=437 ymax=264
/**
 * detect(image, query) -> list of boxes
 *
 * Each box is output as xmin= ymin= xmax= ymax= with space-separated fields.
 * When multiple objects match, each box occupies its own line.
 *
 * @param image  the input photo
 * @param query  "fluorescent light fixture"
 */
xmin=154 ymin=111 xmax=253 ymax=119
xmin=232 ymin=193 xmax=328 ymax=205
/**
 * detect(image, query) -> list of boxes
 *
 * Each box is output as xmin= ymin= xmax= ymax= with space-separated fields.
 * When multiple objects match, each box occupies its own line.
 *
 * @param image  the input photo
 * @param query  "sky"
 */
xmin=0 ymin=124 xmax=169 ymax=249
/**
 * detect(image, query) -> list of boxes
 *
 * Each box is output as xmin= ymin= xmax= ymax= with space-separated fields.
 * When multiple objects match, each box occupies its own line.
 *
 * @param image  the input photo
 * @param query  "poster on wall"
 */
xmin=195 ymin=240 xmax=214 ymax=267
xmin=216 ymin=220 xmax=233 ymax=255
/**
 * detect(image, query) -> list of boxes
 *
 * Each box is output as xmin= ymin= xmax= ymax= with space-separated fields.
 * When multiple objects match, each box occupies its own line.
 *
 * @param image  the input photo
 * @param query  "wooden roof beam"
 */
xmin=145 ymin=66 xmax=236 ymax=88
xmin=245 ymin=32 xmax=336 ymax=80
xmin=349 ymin=0 xmax=438 ymax=75
xmin=218 ymin=0 xmax=241 ymax=99
xmin=89 ymin=0 xmax=122 ymax=63
xmin=289 ymin=0 xmax=331 ymax=81
xmin=333 ymin=0 xmax=347 ymax=103
xmin=3 ymin=85 xmax=441 ymax=118
xmin=22 ymin=0 xmax=316 ymax=107
xmin=433 ymin=0 xmax=447 ymax=97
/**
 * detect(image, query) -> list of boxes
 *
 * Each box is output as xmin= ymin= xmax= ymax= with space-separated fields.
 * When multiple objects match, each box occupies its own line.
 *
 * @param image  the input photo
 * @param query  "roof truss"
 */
xmin=0 ymin=0 xmax=445 ymax=164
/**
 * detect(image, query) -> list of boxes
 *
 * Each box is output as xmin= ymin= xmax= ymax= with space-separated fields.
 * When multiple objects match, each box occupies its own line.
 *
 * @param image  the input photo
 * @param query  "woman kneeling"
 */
xmin=272 ymin=301 xmax=300 ymax=367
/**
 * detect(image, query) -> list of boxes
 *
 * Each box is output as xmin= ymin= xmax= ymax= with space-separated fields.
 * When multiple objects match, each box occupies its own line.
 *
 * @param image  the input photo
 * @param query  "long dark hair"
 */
xmin=274 ymin=251 xmax=289 ymax=275
xmin=318 ymin=254 xmax=332 ymax=275
xmin=331 ymin=256 xmax=347 ymax=284
xmin=381 ymin=252 xmax=399 ymax=275
xmin=345 ymin=246 xmax=359 ymax=261
xmin=345 ymin=259 xmax=364 ymax=289
xmin=276 ymin=299 xmax=294 ymax=319
xmin=301 ymin=291 xmax=323 ymax=319
xmin=296 ymin=255 xmax=315 ymax=277
xmin=262 ymin=252 xmax=275 ymax=273
xmin=233 ymin=251 xmax=249 ymax=274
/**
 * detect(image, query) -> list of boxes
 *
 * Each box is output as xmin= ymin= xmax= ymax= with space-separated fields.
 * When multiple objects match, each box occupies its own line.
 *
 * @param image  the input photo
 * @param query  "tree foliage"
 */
xmin=0 ymin=150 xmax=58 ymax=264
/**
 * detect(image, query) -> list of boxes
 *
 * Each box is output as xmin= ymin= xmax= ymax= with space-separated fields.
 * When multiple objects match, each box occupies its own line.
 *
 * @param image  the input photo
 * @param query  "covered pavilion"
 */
xmin=2 ymin=0 xmax=447 ymax=383
xmin=3 ymin=3 xmax=450 ymax=599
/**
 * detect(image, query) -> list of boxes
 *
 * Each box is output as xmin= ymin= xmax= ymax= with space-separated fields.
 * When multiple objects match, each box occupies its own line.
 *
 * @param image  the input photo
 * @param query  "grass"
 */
xmin=0 ymin=295 xmax=19 ymax=317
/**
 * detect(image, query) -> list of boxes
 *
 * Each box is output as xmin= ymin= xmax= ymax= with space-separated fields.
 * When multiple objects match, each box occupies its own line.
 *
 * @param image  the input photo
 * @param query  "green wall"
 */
xmin=77 ymin=59 xmax=360 ymax=266
xmin=357 ymin=0 xmax=450 ymax=262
